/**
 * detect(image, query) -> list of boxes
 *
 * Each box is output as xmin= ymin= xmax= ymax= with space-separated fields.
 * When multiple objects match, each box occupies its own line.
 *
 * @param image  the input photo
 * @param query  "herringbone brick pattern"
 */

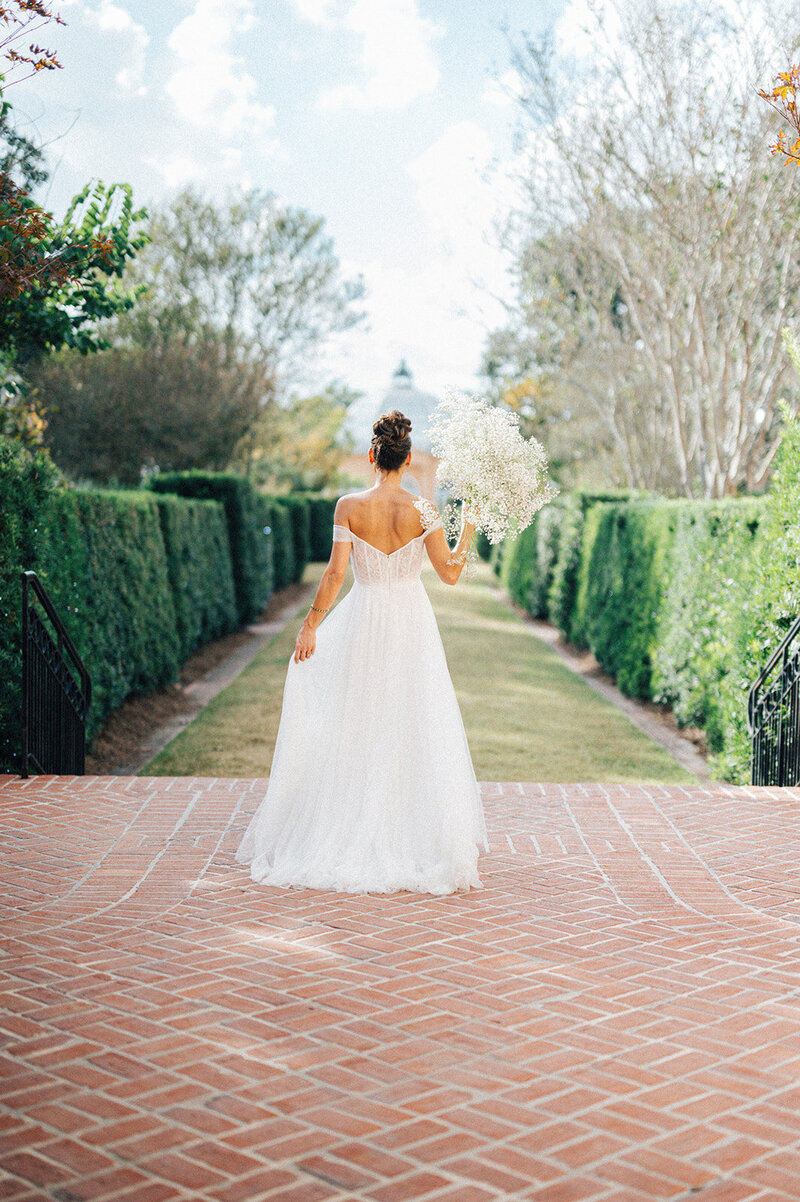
xmin=1 ymin=775 xmax=800 ymax=1200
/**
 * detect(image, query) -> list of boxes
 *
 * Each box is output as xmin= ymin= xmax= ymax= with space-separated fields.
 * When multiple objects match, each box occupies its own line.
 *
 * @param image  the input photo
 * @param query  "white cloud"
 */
xmin=166 ymin=0 xmax=276 ymax=137
xmin=408 ymin=121 xmax=516 ymax=299
xmin=322 ymin=123 xmax=519 ymax=399
xmin=61 ymin=0 xmax=149 ymax=94
xmin=294 ymin=0 xmax=442 ymax=111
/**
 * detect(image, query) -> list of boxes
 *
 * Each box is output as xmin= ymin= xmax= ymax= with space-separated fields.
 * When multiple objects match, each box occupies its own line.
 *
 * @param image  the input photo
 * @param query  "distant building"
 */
xmin=342 ymin=360 xmax=440 ymax=500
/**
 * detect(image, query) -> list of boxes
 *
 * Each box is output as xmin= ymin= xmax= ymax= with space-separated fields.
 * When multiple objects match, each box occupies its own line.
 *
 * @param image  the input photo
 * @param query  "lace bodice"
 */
xmin=333 ymin=515 xmax=442 ymax=587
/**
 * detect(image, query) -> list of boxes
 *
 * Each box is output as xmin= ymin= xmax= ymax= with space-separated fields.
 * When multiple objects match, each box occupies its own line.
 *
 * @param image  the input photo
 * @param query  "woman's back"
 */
xmin=339 ymin=490 xmax=425 ymax=555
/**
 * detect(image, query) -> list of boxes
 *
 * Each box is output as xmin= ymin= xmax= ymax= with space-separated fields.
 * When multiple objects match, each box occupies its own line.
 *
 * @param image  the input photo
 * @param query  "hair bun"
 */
xmin=371 ymin=409 xmax=412 ymax=471
xmin=373 ymin=410 xmax=412 ymax=446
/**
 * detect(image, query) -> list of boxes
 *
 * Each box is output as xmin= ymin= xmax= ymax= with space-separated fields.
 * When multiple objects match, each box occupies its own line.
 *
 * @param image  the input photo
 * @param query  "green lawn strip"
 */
xmin=142 ymin=561 xmax=695 ymax=783
xmin=429 ymin=564 xmax=694 ymax=783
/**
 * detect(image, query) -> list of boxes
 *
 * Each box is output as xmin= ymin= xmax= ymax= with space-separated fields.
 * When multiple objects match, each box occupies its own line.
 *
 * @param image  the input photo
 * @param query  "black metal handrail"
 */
xmin=747 ymin=613 xmax=800 ymax=787
xmin=21 ymin=571 xmax=92 ymax=778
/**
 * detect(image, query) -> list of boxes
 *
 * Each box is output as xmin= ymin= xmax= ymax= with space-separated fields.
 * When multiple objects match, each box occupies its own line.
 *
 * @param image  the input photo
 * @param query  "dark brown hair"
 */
xmin=371 ymin=409 xmax=412 ymax=472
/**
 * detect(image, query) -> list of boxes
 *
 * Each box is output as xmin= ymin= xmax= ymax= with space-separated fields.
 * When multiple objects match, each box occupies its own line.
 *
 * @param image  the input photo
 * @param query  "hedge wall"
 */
xmin=147 ymin=472 xmax=272 ymax=623
xmin=651 ymin=499 xmax=763 ymax=755
xmin=0 ymin=444 xmax=340 ymax=772
xmin=153 ymin=494 xmax=238 ymax=661
xmin=497 ymin=486 xmax=774 ymax=782
xmin=301 ymin=493 xmax=338 ymax=561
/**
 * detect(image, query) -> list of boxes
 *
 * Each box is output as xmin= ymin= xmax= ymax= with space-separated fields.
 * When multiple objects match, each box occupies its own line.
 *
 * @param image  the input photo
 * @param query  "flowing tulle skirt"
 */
xmin=236 ymin=578 xmax=488 ymax=894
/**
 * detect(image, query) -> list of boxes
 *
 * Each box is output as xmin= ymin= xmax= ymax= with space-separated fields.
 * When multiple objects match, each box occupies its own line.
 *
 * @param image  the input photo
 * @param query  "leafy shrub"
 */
xmin=276 ymin=494 xmax=311 ymax=581
xmin=300 ymin=493 xmax=338 ymax=560
xmin=548 ymin=491 xmax=633 ymax=637
xmin=266 ymin=500 xmax=294 ymax=591
xmin=651 ymin=499 xmax=764 ymax=750
xmin=50 ymin=489 xmax=181 ymax=736
xmin=475 ymin=529 xmax=492 ymax=561
xmin=0 ymin=439 xmax=62 ymax=771
xmin=153 ymin=494 xmax=238 ymax=660
xmin=572 ymin=500 xmax=679 ymax=697
xmin=147 ymin=471 xmax=271 ymax=622
xmin=500 ymin=523 xmax=538 ymax=612
xmin=529 ymin=503 xmax=566 ymax=619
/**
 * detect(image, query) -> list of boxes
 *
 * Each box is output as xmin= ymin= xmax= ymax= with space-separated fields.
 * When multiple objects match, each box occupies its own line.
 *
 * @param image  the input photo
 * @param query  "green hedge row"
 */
xmin=499 ymin=486 xmax=773 ymax=781
xmin=147 ymin=472 xmax=273 ymax=624
xmin=1 ymin=445 xmax=335 ymax=772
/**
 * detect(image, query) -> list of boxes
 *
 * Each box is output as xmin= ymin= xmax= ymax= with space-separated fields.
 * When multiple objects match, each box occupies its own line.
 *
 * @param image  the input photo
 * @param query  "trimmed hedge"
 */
xmin=0 ymin=439 xmax=64 ymax=772
xmin=301 ymin=493 xmax=338 ymax=561
xmin=651 ymin=499 xmax=763 ymax=752
xmin=277 ymin=495 xmax=312 ymax=582
xmin=496 ymin=486 xmax=773 ymax=782
xmin=266 ymin=500 xmax=295 ymax=591
xmin=571 ymin=500 xmax=680 ymax=697
xmin=500 ymin=502 xmax=567 ymax=619
xmin=147 ymin=471 xmax=272 ymax=623
xmin=547 ymin=491 xmax=634 ymax=639
xmin=153 ymin=494 xmax=238 ymax=661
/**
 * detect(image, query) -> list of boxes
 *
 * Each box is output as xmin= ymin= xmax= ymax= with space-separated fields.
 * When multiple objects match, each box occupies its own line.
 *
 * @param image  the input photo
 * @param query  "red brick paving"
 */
xmin=1 ymin=778 xmax=800 ymax=1200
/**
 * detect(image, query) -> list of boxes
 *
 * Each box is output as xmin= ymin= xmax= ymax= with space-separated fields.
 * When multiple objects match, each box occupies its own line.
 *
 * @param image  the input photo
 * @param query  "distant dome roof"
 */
xmin=348 ymin=361 xmax=440 ymax=455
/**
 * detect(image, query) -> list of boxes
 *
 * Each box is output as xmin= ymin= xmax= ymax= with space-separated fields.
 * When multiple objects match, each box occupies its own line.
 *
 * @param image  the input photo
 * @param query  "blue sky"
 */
xmin=13 ymin=0 xmax=568 ymax=401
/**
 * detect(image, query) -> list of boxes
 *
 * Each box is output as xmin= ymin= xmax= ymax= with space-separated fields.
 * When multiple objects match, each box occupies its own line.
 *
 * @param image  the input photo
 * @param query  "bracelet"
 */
xmin=309 ymin=604 xmax=329 ymax=614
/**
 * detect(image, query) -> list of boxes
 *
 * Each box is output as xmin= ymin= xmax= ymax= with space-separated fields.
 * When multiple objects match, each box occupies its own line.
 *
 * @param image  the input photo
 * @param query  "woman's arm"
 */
xmin=424 ymin=517 xmax=475 ymax=586
xmin=294 ymin=507 xmax=351 ymax=663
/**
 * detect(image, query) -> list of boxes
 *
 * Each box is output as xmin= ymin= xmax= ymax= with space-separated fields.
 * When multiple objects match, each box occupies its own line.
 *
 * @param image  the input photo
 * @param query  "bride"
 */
xmin=236 ymin=410 xmax=488 ymax=895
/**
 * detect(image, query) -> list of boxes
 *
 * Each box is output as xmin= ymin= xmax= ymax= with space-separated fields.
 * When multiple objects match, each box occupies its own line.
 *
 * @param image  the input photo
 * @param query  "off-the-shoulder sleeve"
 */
xmin=412 ymin=497 xmax=442 ymax=537
xmin=332 ymin=524 xmax=353 ymax=543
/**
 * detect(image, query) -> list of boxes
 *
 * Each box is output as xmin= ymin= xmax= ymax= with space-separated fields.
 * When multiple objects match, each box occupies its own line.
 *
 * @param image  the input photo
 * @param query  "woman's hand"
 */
xmin=294 ymin=622 xmax=317 ymax=664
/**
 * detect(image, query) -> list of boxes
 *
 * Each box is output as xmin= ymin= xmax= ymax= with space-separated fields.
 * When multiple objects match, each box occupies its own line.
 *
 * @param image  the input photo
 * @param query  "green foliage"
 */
xmin=266 ymin=500 xmax=294 ymax=592
xmin=240 ymin=388 xmax=356 ymax=492
xmin=500 ymin=523 xmax=537 ymax=612
xmin=148 ymin=471 xmax=272 ymax=623
xmin=548 ymin=491 xmax=634 ymax=639
xmin=572 ymin=501 xmax=679 ymax=698
xmin=277 ymin=495 xmax=311 ymax=581
xmin=0 ymin=436 xmax=61 ymax=770
xmin=652 ymin=499 xmax=764 ymax=753
xmin=300 ymin=493 xmax=338 ymax=561
xmin=153 ymin=494 xmax=238 ymax=661
xmin=475 ymin=530 xmax=492 ymax=561
xmin=712 ymin=401 xmax=800 ymax=780
xmin=44 ymin=489 xmax=181 ymax=735
xmin=0 ymin=181 xmax=148 ymax=370
xmin=529 ymin=503 xmax=566 ymax=619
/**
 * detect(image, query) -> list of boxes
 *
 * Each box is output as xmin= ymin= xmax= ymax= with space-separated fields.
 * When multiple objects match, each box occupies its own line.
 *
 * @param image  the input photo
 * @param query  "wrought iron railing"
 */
xmin=20 ymin=571 xmax=91 ymax=778
xmin=747 ymin=613 xmax=800 ymax=787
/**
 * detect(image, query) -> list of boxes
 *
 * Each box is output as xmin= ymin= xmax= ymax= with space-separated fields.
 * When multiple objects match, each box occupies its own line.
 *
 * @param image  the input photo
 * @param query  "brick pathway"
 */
xmin=2 ymin=777 xmax=800 ymax=1201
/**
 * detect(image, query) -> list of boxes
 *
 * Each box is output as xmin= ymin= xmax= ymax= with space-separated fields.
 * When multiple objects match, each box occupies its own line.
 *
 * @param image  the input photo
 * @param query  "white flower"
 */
xmin=429 ymin=390 xmax=558 ymax=545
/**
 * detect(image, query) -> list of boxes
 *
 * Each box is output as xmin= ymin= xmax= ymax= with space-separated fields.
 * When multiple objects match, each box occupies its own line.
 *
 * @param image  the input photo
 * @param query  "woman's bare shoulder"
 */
xmin=334 ymin=491 xmax=370 ymax=524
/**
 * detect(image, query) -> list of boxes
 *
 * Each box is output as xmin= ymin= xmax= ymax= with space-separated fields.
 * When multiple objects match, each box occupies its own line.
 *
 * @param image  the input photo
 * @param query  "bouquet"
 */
xmin=429 ymin=389 xmax=558 ymax=545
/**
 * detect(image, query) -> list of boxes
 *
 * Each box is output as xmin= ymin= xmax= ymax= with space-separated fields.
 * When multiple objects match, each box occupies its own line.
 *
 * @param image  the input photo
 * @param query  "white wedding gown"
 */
xmin=236 ymin=518 xmax=488 ymax=895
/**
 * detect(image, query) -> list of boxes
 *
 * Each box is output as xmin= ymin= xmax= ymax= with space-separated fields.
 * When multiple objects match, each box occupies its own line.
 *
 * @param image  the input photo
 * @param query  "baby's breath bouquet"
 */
xmin=429 ymin=390 xmax=558 ymax=546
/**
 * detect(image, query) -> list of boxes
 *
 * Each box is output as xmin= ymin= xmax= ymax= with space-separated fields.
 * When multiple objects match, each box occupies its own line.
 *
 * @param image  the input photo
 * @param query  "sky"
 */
xmin=11 ymin=0 xmax=568 ymax=402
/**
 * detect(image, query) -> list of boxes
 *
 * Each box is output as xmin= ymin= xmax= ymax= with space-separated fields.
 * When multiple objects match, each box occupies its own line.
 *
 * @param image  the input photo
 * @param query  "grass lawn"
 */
xmin=142 ymin=561 xmax=696 ymax=783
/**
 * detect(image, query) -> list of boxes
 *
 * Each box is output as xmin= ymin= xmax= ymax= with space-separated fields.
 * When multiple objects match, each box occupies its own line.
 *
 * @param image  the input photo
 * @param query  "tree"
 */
xmin=236 ymin=384 xmax=357 ymax=492
xmin=121 ymin=188 xmax=365 ymax=386
xmin=0 ymin=1 xmax=150 ymax=445
xmin=34 ymin=188 xmax=365 ymax=481
xmin=0 ymin=177 xmax=148 ymax=445
xmin=492 ymin=0 xmax=800 ymax=497
xmin=0 ymin=1 xmax=64 ymax=89
xmin=34 ymin=334 xmax=272 ymax=485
